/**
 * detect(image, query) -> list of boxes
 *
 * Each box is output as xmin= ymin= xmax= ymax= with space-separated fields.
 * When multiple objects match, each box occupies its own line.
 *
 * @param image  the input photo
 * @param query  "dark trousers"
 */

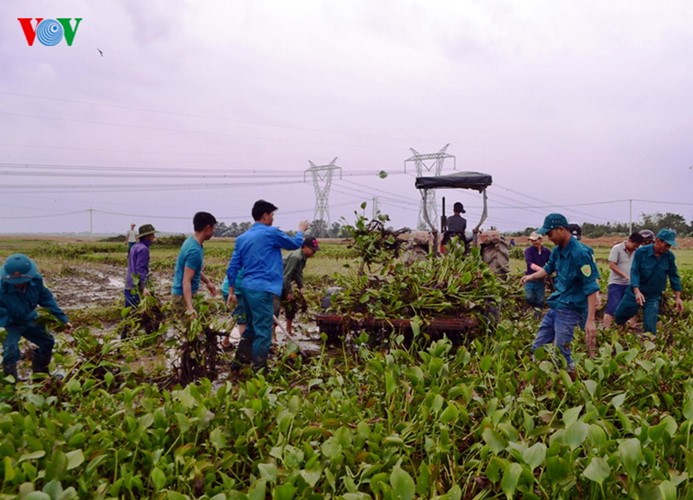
xmin=2 ymin=323 xmax=55 ymax=374
xmin=614 ymin=288 xmax=660 ymax=334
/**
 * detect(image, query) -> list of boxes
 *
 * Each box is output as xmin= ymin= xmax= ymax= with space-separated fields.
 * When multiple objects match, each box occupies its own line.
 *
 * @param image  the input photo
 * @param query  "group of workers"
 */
xmin=0 ymin=199 xmax=318 ymax=380
xmin=0 ymin=205 xmax=685 ymax=381
xmin=128 ymin=201 xmax=318 ymax=373
xmin=521 ymin=213 xmax=683 ymax=378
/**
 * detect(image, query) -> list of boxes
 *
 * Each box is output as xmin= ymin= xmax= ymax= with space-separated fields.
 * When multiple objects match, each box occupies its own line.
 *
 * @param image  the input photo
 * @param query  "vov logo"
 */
xmin=18 ymin=18 xmax=83 ymax=46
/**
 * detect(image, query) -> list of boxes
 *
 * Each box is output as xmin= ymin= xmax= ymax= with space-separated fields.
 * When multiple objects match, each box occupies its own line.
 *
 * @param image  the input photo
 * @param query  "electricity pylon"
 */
xmin=304 ymin=157 xmax=342 ymax=224
xmin=404 ymin=144 xmax=456 ymax=229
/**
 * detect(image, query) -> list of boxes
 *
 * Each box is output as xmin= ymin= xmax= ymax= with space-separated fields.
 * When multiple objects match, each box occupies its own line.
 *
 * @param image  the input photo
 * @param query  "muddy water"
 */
xmin=40 ymin=263 xmax=327 ymax=382
xmin=48 ymin=264 xmax=128 ymax=309
xmin=47 ymin=264 xmax=173 ymax=310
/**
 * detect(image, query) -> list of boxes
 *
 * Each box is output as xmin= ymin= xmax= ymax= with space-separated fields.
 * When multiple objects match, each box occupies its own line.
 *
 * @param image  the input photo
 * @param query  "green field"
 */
xmin=0 ymin=237 xmax=691 ymax=498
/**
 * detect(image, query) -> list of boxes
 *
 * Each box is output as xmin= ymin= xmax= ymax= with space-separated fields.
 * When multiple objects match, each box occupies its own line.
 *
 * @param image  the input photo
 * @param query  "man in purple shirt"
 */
xmin=524 ymin=232 xmax=551 ymax=308
xmin=227 ymin=200 xmax=309 ymax=372
xmin=124 ymin=224 xmax=158 ymax=307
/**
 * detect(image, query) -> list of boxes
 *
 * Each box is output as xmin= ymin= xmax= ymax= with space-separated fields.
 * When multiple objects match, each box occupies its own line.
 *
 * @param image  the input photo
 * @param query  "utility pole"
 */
xmin=304 ymin=157 xmax=342 ymax=226
xmin=404 ymin=144 xmax=456 ymax=229
xmin=88 ymin=208 xmax=94 ymax=234
xmin=629 ymin=199 xmax=633 ymax=234
xmin=372 ymin=197 xmax=379 ymax=219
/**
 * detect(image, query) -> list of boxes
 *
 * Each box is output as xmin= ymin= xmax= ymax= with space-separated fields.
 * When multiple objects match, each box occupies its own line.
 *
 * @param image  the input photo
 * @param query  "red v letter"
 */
xmin=18 ymin=18 xmax=43 ymax=46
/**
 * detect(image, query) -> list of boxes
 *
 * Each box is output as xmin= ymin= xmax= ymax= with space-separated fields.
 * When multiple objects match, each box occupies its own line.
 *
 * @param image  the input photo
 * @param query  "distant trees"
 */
xmin=213 ymin=219 xmax=351 ymax=238
xmin=582 ymin=212 xmax=692 ymax=237
xmin=216 ymin=212 xmax=692 ymax=239
xmin=213 ymin=221 xmax=252 ymax=237
xmin=509 ymin=212 xmax=692 ymax=238
xmin=640 ymin=212 xmax=690 ymax=235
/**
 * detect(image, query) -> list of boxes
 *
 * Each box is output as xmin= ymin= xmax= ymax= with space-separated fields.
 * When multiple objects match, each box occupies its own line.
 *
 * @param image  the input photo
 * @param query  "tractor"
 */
xmin=414 ymin=171 xmax=510 ymax=275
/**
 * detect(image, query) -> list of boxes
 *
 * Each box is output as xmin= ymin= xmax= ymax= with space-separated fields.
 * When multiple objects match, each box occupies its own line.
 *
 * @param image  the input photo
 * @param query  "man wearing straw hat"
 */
xmin=524 ymin=232 xmax=551 ymax=309
xmin=124 ymin=223 xmax=158 ymax=308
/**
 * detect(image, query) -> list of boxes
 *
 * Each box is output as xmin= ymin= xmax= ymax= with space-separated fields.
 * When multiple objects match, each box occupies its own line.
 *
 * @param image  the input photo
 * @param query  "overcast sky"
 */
xmin=1 ymin=0 xmax=692 ymax=235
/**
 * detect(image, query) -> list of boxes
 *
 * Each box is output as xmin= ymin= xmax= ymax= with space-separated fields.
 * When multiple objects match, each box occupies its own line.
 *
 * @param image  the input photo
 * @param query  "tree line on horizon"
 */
xmin=509 ymin=212 xmax=692 ymax=238
xmin=213 ymin=219 xmax=353 ymax=239
xmin=212 ymin=212 xmax=692 ymax=239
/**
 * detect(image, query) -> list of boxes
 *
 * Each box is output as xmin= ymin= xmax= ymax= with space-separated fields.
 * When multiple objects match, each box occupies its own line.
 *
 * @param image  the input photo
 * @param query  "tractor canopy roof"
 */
xmin=415 ymin=171 xmax=492 ymax=192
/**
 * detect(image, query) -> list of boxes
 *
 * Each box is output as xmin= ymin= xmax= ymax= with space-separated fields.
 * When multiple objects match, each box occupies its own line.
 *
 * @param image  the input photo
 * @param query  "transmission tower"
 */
xmin=304 ymin=157 xmax=342 ymax=224
xmin=404 ymin=144 xmax=456 ymax=229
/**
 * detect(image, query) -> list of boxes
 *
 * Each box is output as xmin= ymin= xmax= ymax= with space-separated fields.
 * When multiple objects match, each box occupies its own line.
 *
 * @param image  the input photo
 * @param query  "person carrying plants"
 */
xmin=523 ymin=232 xmax=551 ymax=310
xmin=124 ymin=223 xmax=158 ymax=308
xmin=275 ymin=236 xmax=319 ymax=338
xmin=0 ymin=254 xmax=73 ymax=381
xmin=171 ymin=212 xmax=218 ymax=318
xmin=520 ymin=213 xmax=600 ymax=379
xmin=614 ymin=229 xmax=684 ymax=334
xmin=602 ymin=232 xmax=644 ymax=328
xmin=226 ymin=200 xmax=309 ymax=372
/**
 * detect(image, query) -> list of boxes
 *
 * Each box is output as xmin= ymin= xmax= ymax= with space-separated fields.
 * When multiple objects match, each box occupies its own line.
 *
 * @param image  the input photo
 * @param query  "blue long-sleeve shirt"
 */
xmin=0 ymin=276 xmax=69 ymax=330
xmin=125 ymin=239 xmax=152 ymax=291
xmin=227 ymin=223 xmax=304 ymax=296
xmin=630 ymin=245 xmax=682 ymax=297
xmin=543 ymin=237 xmax=600 ymax=312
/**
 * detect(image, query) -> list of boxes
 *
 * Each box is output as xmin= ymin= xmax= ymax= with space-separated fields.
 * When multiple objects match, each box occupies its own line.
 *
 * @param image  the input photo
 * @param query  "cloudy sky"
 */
xmin=1 ymin=0 xmax=692 ymax=235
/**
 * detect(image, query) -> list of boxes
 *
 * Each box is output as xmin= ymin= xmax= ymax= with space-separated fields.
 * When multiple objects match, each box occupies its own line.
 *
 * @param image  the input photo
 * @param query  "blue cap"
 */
xmin=536 ymin=213 xmax=569 ymax=235
xmin=656 ymin=229 xmax=677 ymax=247
xmin=1 ymin=254 xmax=38 ymax=284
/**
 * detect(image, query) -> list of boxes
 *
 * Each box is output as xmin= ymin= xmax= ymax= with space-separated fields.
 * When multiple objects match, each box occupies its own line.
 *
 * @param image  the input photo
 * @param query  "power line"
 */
xmin=0 ymin=181 xmax=304 ymax=195
xmin=0 ymin=162 xmax=406 ymax=179
xmin=0 ymin=209 xmax=87 ymax=220
xmin=0 ymin=90 xmax=423 ymax=145
xmin=0 ymin=110 xmax=410 ymax=152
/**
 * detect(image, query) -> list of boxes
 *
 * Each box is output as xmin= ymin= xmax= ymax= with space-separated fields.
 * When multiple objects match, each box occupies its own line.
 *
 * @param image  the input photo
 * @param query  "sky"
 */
xmin=1 ymin=0 xmax=692 ymax=235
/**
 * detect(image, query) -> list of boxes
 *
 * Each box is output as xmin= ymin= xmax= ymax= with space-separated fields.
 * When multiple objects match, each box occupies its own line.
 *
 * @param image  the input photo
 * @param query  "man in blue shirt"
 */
xmin=1 ymin=254 xmax=73 ymax=380
xmin=171 ymin=212 xmax=218 ymax=317
xmin=614 ymin=229 xmax=684 ymax=334
xmin=226 ymin=200 xmax=309 ymax=371
xmin=521 ymin=213 xmax=600 ymax=378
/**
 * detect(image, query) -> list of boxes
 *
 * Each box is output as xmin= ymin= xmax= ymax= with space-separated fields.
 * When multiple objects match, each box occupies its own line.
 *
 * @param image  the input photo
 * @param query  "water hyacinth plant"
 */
xmin=0 ymin=232 xmax=691 ymax=497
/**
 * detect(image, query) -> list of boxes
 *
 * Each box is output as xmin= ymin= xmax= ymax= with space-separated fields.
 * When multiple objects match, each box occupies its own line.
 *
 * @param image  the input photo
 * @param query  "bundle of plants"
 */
xmin=331 ymin=244 xmax=503 ymax=328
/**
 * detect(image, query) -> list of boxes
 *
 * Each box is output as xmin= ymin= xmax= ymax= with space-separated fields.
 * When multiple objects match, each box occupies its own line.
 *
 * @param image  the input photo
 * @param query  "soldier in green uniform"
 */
xmin=521 ymin=214 xmax=600 ymax=378
xmin=275 ymin=237 xmax=319 ymax=337
xmin=614 ymin=229 xmax=683 ymax=334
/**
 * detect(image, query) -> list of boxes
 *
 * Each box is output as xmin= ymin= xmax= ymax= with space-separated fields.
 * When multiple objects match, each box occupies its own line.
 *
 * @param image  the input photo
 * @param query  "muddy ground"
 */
xmin=45 ymin=263 xmax=325 ymax=358
xmin=49 ymin=263 xmax=130 ymax=309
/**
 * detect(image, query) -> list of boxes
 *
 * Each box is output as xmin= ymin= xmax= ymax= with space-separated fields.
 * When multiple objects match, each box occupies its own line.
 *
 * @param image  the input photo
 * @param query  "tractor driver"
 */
xmin=441 ymin=201 xmax=469 ymax=253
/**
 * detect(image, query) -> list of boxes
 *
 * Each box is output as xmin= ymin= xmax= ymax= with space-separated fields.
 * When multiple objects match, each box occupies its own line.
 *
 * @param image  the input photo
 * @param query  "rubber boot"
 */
xmin=2 ymin=364 xmax=21 ymax=383
xmin=31 ymin=353 xmax=51 ymax=378
xmin=230 ymin=337 xmax=253 ymax=371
